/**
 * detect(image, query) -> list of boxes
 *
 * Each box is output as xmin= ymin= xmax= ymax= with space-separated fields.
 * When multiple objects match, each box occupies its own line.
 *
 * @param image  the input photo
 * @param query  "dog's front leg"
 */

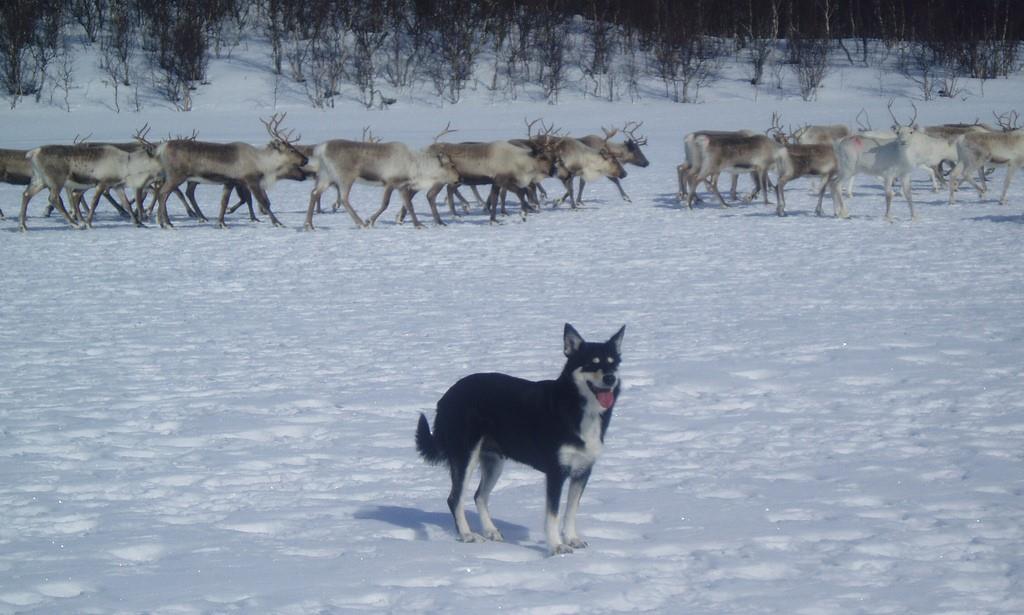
xmin=545 ymin=470 xmax=571 ymax=555
xmin=562 ymin=469 xmax=591 ymax=549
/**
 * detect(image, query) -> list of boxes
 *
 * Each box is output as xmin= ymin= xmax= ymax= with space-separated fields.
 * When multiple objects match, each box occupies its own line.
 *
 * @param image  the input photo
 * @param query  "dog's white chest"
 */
xmin=558 ymin=408 xmax=604 ymax=474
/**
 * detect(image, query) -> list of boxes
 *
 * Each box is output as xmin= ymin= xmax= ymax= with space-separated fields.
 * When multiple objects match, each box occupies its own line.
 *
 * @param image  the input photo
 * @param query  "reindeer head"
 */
xmin=622 ymin=121 xmax=650 ymax=167
xmin=434 ymin=150 xmax=460 ymax=183
xmin=261 ymin=112 xmax=308 ymax=168
xmin=889 ymin=99 xmax=919 ymax=145
xmin=133 ymin=123 xmax=158 ymax=156
xmin=766 ymin=112 xmax=792 ymax=145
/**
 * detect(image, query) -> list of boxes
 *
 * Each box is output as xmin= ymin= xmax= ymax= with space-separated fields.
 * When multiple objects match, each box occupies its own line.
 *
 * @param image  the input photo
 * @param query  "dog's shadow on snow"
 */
xmin=354 ymin=505 xmax=533 ymax=546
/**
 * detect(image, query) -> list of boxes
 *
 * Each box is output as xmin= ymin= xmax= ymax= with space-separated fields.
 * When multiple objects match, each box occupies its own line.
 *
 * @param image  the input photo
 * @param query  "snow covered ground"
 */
xmin=1 ymin=39 xmax=1023 ymax=614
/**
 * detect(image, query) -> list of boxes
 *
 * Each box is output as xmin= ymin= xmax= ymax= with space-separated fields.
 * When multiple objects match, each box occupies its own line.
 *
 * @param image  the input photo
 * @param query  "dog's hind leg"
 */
xmin=447 ymin=441 xmax=485 ymax=543
xmin=474 ymin=450 xmax=505 ymax=541
xmin=544 ymin=470 xmax=571 ymax=555
xmin=562 ymin=469 xmax=591 ymax=549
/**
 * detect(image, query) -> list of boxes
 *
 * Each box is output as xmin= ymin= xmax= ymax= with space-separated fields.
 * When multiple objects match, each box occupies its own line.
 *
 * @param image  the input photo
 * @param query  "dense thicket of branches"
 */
xmin=1 ymin=0 xmax=1020 ymax=109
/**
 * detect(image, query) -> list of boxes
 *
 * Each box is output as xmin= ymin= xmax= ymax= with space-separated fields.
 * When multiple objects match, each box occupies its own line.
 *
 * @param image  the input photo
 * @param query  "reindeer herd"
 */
xmin=2 ymin=103 xmax=1021 ymax=232
xmin=679 ymin=104 xmax=1024 ymax=220
xmin=0 ymin=114 xmax=649 ymax=232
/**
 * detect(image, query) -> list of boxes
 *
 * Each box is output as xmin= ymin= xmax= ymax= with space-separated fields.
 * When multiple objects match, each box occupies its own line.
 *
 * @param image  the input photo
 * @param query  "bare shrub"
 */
xmin=790 ymin=38 xmax=830 ymax=101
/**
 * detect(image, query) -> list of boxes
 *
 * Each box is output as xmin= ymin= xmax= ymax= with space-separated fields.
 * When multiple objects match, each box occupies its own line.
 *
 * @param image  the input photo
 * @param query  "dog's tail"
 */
xmin=415 ymin=413 xmax=446 ymax=464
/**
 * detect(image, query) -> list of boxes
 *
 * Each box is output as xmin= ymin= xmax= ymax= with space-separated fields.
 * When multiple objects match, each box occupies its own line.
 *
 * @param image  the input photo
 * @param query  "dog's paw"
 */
xmin=566 ymin=537 xmax=588 ymax=549
xmin=550 ymin=543 xmax=574 ymax=556
xmin=458 ymin=532 xmax=486 ymax=543
xmin=482 ymin=529 xmax=504 ymax=542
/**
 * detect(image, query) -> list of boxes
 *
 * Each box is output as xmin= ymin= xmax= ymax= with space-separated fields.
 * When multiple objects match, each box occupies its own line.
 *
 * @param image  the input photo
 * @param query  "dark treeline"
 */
xmin=1 ymin=0 xmax=1020 ymax=109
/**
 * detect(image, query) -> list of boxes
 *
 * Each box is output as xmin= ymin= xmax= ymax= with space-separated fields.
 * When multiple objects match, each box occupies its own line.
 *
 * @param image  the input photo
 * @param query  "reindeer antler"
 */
xmin=133 ymin=123 xmax=156 ymax=149
xmin=766 ymin=111 xmax=790 ymax=144
xmin=886 ymin=98 xmax=918 ymax=129
xmin=993 ymin=110 xmax=1020 ymax=132
xmin=855 ymin=108 xmax=871 ymax=132
xmin=361 ymin=126 xmax=381 ymax=144
xmin=433 ymin=121 xmax=457 ymax=143
xmin=166 ymin=129 xmax=198 ymax=141
xmin=525 ymin=117 xmax=541 ymax=139
xmin=622 ymin=120 xmax=647 ymax=146
xmin=73 ymin=133 xmax=93 ymax=145
xmin=261 ymin=112 xmax=301 ymax=147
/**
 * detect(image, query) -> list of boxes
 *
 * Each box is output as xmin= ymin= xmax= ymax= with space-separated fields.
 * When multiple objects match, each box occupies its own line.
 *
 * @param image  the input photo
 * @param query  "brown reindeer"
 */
xmin=304 ymin=125 xmax=460 ymax=230
xmin=153 ymin=113 xmax=307 ymax=228
xmin=0 ymin=148 xmax=33 ymax=219
xmin=574 ymin=121 xmax=650 ymax=203
xmin=19 ymin=126 xmax=161 ymax=231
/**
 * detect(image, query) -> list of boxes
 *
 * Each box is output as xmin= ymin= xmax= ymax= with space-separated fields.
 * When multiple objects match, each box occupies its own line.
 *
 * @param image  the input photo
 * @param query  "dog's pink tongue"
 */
xmin=596 ymin=390 xmax=615 ymax=409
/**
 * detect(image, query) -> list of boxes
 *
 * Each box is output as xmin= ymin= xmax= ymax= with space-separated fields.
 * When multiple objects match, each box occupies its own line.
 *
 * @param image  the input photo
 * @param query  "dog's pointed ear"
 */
xmin=564 ymin=323 xmax=584 ymax=357
xmin=608 ymin=325 xmax=625 ymax=355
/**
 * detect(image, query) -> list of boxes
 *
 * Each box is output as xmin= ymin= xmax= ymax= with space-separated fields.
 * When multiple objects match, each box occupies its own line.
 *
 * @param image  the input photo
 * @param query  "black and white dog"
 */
xmin=416 ymin=323 xmax=625 ymax=555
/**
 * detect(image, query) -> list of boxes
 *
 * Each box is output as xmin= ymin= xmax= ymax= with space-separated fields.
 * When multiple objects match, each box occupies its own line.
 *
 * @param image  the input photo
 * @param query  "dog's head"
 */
xmin=563 ymin=323 xmax=625 ymax=411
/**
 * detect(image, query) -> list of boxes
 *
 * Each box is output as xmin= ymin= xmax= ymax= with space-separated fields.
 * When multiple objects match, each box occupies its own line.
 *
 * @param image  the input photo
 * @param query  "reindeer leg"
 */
xmin=903 ymin=175 xmax=916 ymax=220
xmin=236 ymin=185 xmax=258 ymax=222
xmin=157 ymin=179 xmax=181 ymax=229
xmin=814 ymin=174 xmax=833 ymax=217
xmin=217 ymin=185 xmax=232 ymax=228
xmin=609 ymin=176 xmax=631 ymax=202
xmin=51 ymin=188 xmax=81 ymax=229
xmin=368 ymin=184 xmax=391 ymax=227
xmin=427 ymin=184 xmax=447 ymax=225
xmin=469 ymin=185 xmax=486 ymax=206
xmin=676 ymin=164 xmax=689 ymax=201
xmin=68 ymin=188 xmax=86 ymax=223
xmin=514 ymin=187 xmax=533 ymax=221
xmin=304 ymin=178 xmax=329 ymax=230
xmin=883 ymin=177 xmax=895 ymax=222
xmin=833 ymin=174 xmax=851 ymax=219
xmin=186 ymin=182 xmax=209 ymax=222
xmin=19 ymin=180 xmax=48 ymax=231
xmin=85 ymin=182 xmax=108 ymax=228
xmin=560 ymin=177 xmax=576 ymax=208
xmin=775 ymin=176 xmax=788 ymax=216
xmin=710 ymin=177 xmax=731 ymax=208
xmin=103 ymin=189 xmax=132 ymax=219
xmin=401 ymin=188 xmax=425 ymax=229
xmin=250 ymin=184 xmax=283 ymax=227
xmin=335 ymin=182 xmax=365 ymax=227
xmin=487 ymin=185 xmax=500 ymax=224
xmin=446 ymin=182 xmax=462 ymax=215
xmin=127 ymin=187 xmax=145 ymax=227
xmin=999 ymin=164 xmax=1016 ymax=206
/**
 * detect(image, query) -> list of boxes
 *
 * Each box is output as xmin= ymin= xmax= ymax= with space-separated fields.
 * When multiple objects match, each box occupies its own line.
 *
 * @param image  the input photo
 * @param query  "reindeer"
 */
xmin=304 ymin=125 xmax=460 ymax=230
xmin=425 ymin=123 xmax=560 ymax=223
xmin=832 ymin=103 xmax=922 ymax=221
xmin=682 ymin=129 xmax=779 ymax=209
xmin=540 ymin=129 xmax=627 ymax=209
xmin=676 ymin=130 xmax=762 ymax=204
xmin=948 ymin=114 xmax=1024 ymax=206
xmin=574 ymin=121 xmax=649 ymax=203
xmin=0 ymin=148 xmax=33 ymax=219
xmin=767 ymin=119 xmax=839 ymax=217
xmin=153 ymin=113 xmax=307 ymax=229
xmin=19 ymin=126 xmax=162 ymax=231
